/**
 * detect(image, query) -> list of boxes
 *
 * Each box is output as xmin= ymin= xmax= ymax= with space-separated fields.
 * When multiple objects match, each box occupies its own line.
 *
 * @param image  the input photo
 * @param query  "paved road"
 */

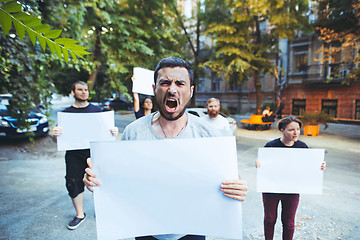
xmin=0 ymin=112 xmax=359 ymax=239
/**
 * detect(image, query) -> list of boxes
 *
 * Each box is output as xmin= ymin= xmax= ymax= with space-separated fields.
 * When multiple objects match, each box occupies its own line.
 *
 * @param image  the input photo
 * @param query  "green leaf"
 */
xmin=44 ymin=29 xmax=62 ymax=39
xmin=62 ymin=47 xmax=69 ymax=63
xmin=25 ymin=27 xmax=36 ymax=45
xmin=0 ymin=9 xmax=12 ymax=36
xmin=54 ymin=43 xmax=62 ymax=59
xmin=2 ymin=1 xmax=22 ymax=13
xmin=65 ymin=45 xmax=87 ymax=51
xmin=45 ymin=39 xmax=55 ymax=56
xmin=23 ymin=17 xmax=42 ymax=27
xmin=70 ymin=51 xmax=78 ymax=63
xmin=12 ymin=12 xmax=31 ymax=21
xmin=55 ymin=38 xmax=79 ymax=45
xmin=72 ymin=49 xmax=91 ymax=56
xmin=33 ymin=24 xmax=51 ymax=34
xmin=13 ymin=19 xmax=25 ymax=40
xmin=37 ymin=33 xmax=46 ymax=51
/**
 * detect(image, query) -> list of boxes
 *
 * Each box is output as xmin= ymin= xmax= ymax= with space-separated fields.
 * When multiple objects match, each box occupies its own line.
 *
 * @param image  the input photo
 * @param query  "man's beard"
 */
xmin=159 ymin=107 xmax=187 ymax=121
xmin=155 ymin=98 xmax=189 ymax=121
xmin=208 ymin=110 xmax=219 ymax=118
xmin=74 ymin=96 xmax=87 ymax=102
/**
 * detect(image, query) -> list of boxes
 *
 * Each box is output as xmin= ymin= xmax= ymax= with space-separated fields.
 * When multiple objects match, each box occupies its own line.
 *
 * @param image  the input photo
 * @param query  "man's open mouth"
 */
xmin=165 ymin=99 xmax=178 ymax=112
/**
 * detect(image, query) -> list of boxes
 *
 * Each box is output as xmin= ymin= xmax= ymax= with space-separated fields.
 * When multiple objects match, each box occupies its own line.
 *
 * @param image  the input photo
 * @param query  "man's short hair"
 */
xmin=154 ymin=57 xmax=193 ymax=85
xmin=71 ymin=81 xmax=87 ymax=91
xmin=278 ymin=115 xmax=303 ymax=131
xmin=207 ymin=97 xmax=220 ymax=106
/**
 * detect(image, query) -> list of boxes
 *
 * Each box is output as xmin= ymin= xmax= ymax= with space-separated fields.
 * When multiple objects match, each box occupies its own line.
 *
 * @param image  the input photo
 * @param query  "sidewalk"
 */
xmin=0 ymin=116 xmax=359 ymax=239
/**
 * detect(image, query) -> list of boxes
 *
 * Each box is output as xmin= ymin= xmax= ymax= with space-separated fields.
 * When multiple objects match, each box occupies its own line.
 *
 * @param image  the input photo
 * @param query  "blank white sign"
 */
xmin=257 ymin=148 xmax=325 ymax=194
xmin=57 ymin=111 xmax=115 ymax=151
xmin=132 ymin=67 xmax=154 ymax=96
xmin=90 ymin=136 xmax=243 ymax=240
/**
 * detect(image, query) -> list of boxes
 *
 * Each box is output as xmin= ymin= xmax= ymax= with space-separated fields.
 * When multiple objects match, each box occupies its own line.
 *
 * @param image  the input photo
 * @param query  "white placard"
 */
xmin=257 ymin=148 xmax=325 ymax=194
xmin=57 ymin=111 xmax=115 ymax=151
xmin=132 ymin=67 xmax=154 ymax=96
xmin=91 ymin=136 xmax=242 ymax=240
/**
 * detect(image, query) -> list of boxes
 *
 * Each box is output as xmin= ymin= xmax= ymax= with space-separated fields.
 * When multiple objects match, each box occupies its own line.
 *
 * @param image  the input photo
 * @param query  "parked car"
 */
xmin=186 ymin=108 xmax=237 ymax=136
xmin=0 ymin=99 xmax=49 ymax=139
xmin=101 ymin=98 xmax=132 ymax=111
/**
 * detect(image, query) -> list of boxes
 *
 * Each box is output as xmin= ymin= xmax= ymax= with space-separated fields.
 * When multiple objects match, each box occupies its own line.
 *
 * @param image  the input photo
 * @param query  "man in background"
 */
xmin=201 ymin=97 xmax=230 ymax=134
xmin=53 ymin=81 xmax=118 ymax=230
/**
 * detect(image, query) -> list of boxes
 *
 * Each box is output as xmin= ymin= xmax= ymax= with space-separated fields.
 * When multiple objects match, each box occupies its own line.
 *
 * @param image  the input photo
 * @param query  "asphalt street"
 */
xmin=0 ymin=108 xmax=359 ymax=240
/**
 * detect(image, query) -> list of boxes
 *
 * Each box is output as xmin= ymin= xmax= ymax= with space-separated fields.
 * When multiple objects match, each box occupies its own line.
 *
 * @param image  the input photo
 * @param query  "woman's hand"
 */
xmin=255 ymin=159 xmax=261 ymax=168
xmin=321 ymin=161 xmax=326 ymax=170
xmin=220 ymin=178 xmax=248 ymax=201
xmin=83 ymin=158 xmax=101 ymax=192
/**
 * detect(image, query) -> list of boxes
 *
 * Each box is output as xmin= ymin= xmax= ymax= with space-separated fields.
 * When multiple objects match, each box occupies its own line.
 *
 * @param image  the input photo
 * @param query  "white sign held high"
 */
xmin=132 ymin=67 xmax=154 ymax=96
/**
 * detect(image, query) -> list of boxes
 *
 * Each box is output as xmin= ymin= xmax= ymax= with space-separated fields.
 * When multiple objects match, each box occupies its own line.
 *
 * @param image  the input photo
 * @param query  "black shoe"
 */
xmin=67 ymin=213 xmax=86 ymax=230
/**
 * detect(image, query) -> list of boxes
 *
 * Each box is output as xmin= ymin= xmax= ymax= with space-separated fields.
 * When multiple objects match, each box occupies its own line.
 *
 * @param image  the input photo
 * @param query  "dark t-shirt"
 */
xmin=134 ymin=109 xmax=143 ymax=119
xmin=264 ymin=138 xmax=308 ymax=148
xmin=63 ymin=103 xmax=102 ymax=113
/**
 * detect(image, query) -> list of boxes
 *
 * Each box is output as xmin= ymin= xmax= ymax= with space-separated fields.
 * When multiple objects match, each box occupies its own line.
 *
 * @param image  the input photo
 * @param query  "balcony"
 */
xmin=289 ymin=63 xmax=355 ymax=83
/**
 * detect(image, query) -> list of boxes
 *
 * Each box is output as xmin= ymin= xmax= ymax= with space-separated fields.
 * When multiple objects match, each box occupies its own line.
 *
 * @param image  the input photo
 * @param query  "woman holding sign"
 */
xmin=255 ymin=116 xmax=326 ymax=240
xmin=132 ymin=75 xmax=153 ymax=119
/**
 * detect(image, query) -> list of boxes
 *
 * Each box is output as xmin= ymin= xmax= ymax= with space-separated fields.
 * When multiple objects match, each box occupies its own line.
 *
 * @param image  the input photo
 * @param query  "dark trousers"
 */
xmin=262 ymin=193 xmax=300 ymax=240
xmin=135 ymin=235 xmax=205 ymax=240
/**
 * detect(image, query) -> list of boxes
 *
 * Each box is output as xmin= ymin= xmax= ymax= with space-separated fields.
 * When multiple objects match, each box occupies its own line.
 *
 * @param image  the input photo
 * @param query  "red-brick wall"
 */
xmin=280 ymin=82 xmax=360 ymax=119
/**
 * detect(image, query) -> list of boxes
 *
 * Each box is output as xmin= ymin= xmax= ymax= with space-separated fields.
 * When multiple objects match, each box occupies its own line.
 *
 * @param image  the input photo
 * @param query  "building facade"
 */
xmin=193 ymin=2 xmax=360 ymax=121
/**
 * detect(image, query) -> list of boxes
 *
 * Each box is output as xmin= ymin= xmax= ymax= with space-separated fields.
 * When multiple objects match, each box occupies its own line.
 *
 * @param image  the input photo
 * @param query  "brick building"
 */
xmin=180 ymin=0 xmax=360 ymax=121
xmin=280 ymin=82 xmax=360 ymax=120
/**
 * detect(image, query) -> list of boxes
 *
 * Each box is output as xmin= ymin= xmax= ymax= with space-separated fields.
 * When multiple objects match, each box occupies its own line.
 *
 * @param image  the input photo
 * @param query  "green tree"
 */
xmin=0 ymin=0 xmax=90 ymax=62
xmin=39 ymin=0 xmax=185 ymax=101
xmin=1 ymin=0 xmax=186 ymax=124
xmin=203 ymin=0 xmax=311 ymax=113
xmin=315 ymin=0 xmax=360 ymax=83
xmin=0 ymin=0 xmax=90 ymax=132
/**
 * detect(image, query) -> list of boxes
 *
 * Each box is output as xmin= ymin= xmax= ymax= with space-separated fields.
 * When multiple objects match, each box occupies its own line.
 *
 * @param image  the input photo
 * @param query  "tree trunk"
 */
xmin=254 ymin=70 xmax=262 ymax=114
xmin=254 ymin=15 xmax=262 ymax=114
xmin=173 ymin=1 xmax=200 ymax=107
xmin=191 ymin=4 xmax=201 ymax=107
xmin=87 ymin=27 xmax=101 ymax=91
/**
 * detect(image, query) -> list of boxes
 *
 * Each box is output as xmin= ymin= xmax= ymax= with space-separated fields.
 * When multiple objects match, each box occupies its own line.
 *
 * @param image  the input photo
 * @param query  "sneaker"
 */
xmin=67 ymin=213 xmax=86 ymax=230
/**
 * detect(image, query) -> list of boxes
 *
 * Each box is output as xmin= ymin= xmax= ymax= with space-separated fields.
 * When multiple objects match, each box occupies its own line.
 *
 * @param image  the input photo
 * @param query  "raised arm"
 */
xmin=132 ymin=76 xmax=140 ymax=113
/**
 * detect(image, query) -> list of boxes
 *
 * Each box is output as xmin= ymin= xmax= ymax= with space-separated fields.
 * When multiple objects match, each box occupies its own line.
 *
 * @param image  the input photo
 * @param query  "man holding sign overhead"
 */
xmin=84 ymin=57 xmax=248 ymax=240
xmin=53 ymin=81 xmax=118 ymax=230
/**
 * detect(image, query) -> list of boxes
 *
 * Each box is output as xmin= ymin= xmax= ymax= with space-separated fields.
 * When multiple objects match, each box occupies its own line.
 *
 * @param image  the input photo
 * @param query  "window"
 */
xmin=294 ymin=46 xmax=308 ymax=73
xmin=356 ymin=100 xmax=360 ymax=120
xmin=211 ymin=74 xmax=220 ymax=91
xmin=292 ymin=99 xmax=306 ymax=116
xmin=329 ymin=50 xmax=341 ymax=78
xmin=322 ymin=99 xmax=338 ymax=118
xmin=198 ymin=78 xmax=205 ymax=92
